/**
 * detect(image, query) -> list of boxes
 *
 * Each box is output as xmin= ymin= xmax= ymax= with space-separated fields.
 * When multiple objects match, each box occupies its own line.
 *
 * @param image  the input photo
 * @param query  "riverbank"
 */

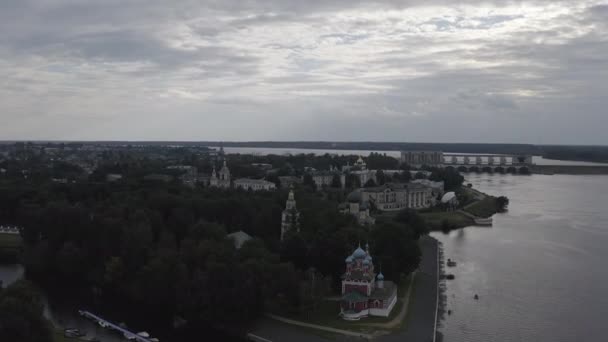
xmin=421 ymin=211 xmax=474 ymax=231
xmin=531 ymin=165 xmax=608 ymax=175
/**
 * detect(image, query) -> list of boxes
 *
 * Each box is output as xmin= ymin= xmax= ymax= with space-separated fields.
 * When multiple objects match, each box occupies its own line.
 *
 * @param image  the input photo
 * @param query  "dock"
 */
xmin=79 ymin=310 xmax=156 ymax=342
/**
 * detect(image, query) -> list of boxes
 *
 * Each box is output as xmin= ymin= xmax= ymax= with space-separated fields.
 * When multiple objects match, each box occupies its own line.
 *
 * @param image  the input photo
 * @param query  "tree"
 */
xmin=395 ymin=209 xmax=428 ymax=239
xmin=394 ymin=170 xmax=411 ymax=183
xmin=345 ymin=174 xmax=361 ymax=188
xmin=376 ymin=170 xmax=386 ymax=185
xmin=364 ymin=178 xmax=377 ymax=187
xmin=429 ymin=167 xmax=464 ymax=191
xmin=0 ymin=280 xmax=53 ymax=342
xmin=371 ymin=223 xmax=421 ymax=280
xmin=302 ymin=174 xmax=316 ymax=191
xmin=366 ymin=152 xmax=399 ymax=169
xmin=281 ymin=234 xmax=309 ymax=270
xmin=496 ymin=196 xmax=509 ymax=212
xmin=331 ymin=174 xmax=342 ymax=188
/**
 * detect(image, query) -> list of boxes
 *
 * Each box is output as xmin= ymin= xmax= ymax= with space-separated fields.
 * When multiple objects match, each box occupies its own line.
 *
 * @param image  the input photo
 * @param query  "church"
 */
xmin=280 ymin=187 xmax=300 ymax=241
xmin=340 ymin=244 xmax=397 ymax=320
xmin=209 ymin=160 xmax=231 ymax=188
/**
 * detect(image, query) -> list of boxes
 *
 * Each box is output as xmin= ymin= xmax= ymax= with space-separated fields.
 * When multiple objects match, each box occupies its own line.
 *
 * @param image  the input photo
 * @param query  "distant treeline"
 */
xmin=3 ymin=141 xmax=608 ymax=163
xmin=205 ymin=142 xmax=608 ymax=163
xmin=199 ymin=141 xmax=543 ymax=154
xmin=540 ymin=145 xmax=608 ymax=163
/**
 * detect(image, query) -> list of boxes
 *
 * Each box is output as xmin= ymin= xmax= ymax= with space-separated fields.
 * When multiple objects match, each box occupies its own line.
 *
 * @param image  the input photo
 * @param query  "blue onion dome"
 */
xmin=345 ymin=256 xmax=353 ymax=263
xmin=377 ymin=273 xmax=384 ymax=280
xmin=363 ymin=259 xmax=370 ymax=265
xmin=366 ymin=255 xmax=373 ymax=261
xmin=353 ymin=246 xmax=366 ymax=259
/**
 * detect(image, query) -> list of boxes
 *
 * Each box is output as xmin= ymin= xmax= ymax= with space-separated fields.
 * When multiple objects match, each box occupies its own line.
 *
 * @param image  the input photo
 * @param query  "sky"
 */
xmin=1 ymin=0 xmax=607 ymax=144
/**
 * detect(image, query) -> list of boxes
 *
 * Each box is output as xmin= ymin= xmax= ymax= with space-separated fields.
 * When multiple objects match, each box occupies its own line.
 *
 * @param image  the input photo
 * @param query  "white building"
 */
xmin=412 ymin=179 xmax=444 ymax=205
xmin=400 ymin=151 xmax=444 ymax=167
xmin=234 ymin=178 xmax=276 ymax=191
xmin=441 ymin=192 xmax=459 ymax=211
xmin=357 ymin=183 xmax=434 ymax=211
xmin=0 ymin=225 xmax=20 ymax=235
xmin=311 ymin=166 xmax=345 ymax=189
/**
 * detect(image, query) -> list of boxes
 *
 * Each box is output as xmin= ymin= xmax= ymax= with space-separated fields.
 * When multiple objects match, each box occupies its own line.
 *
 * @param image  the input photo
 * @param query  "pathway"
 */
xmin=381 ymin=236 xmax=438 ymax=342
xmin=265 ymin=314 xmax=374 ymax=340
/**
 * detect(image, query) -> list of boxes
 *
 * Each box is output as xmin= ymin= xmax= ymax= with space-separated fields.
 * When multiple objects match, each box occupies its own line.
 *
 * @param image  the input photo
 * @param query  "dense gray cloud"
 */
xmin=1 ymin=0 xmax=607 ymax=144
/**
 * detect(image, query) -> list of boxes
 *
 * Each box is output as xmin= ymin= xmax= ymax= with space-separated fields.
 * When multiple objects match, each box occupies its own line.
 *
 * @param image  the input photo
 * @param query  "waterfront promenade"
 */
xmin=251 ymin=236 xmax=439 ymax=341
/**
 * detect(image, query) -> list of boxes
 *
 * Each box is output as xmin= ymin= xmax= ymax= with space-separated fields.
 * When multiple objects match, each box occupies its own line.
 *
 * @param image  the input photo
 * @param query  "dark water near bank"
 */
xmin=432 ymin=174 xmax=608 ymax=342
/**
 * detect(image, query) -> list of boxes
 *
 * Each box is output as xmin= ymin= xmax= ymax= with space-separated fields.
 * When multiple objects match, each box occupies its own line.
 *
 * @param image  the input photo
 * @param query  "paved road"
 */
xmin=251 ymin=236 xmax=439 ymax=342
xmin=381 ymin=235 xmax=438 ymax=342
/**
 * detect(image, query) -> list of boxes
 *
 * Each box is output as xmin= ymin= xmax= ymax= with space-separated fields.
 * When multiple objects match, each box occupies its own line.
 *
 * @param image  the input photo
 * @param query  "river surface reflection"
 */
xmin=432 ymin=174 xmax=608 ymax=342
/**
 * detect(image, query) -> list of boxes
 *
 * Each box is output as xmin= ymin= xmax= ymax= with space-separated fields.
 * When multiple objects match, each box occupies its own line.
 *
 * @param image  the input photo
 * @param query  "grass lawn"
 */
xmin=0 ymin=232 xmax=22 ymax=249
xmin=464 ymin=196 xmax=498 ymax=218
xmin=421 ymin=211 xmax=474 ymax=231
xmin=0 ymin=233 xmax=23 ymax=259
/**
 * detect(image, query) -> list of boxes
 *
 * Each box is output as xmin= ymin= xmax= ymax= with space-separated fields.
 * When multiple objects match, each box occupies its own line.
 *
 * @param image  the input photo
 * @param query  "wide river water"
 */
xmin=432 ymin=173 xmax=608 ymax=342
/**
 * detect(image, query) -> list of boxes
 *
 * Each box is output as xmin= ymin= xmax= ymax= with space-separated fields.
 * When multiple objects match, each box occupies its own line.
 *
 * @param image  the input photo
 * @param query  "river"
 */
xmin=432 ymin=174 xmax=608 ymax=342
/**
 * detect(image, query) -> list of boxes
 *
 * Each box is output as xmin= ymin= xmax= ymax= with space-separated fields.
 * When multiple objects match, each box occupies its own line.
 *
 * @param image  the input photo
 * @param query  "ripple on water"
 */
xmin=434 ymin=174 xmax=608 ymax=342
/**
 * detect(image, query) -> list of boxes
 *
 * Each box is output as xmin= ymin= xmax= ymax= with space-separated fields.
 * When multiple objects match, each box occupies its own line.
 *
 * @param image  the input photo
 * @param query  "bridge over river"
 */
xmin=400 ymin=151 xmax=533 ymax=173
xmin=442 ymin=154 xmax=533 ymax=173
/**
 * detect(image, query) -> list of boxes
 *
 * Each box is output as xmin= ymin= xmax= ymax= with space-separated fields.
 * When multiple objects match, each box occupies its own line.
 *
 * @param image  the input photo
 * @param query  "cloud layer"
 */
xmin=1 ymin=0 xmax=607 ymax=143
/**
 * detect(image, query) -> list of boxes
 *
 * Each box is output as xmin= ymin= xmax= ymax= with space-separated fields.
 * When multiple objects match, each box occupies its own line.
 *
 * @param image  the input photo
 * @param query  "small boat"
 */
xmin=98 ymin=321 xmax=109 ymax=328
xmin=474 ymin=294 xmax=479 ymax=300
xmin=137 ymin=331 xmax=150 ymax=338
xmin=447 ymin=259 xmax=457 ymax=267
xmin=446 ymin=274 xmax=455 ymax=280
xmin=150 ymin=338 xmax=160 ymax=342
xmin=474 ymin=217 xmax=493 ymax=226
xmin=448 ymin=310 xmax=452 ymax=315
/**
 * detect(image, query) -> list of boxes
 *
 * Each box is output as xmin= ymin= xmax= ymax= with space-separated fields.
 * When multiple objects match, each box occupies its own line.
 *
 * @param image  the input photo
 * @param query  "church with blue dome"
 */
xmin=340 ymin=243 xmax=398 ymax=320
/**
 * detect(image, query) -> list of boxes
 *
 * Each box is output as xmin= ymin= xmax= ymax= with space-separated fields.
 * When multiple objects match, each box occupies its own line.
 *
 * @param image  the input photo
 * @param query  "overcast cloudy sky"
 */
xmin=1 ymin=1 xmax=607 ymax=144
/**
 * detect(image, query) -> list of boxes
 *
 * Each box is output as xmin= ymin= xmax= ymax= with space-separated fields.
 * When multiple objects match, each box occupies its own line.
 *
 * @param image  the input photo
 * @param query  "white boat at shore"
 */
xmin=474 ymin=217 xmax=493 ymax=226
